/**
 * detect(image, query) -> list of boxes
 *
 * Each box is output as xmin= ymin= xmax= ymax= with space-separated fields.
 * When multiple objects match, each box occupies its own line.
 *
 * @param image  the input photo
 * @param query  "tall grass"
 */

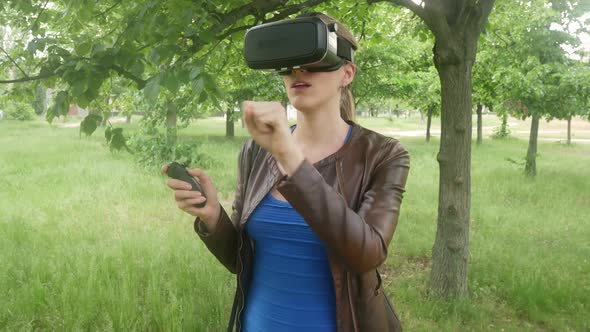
xmin=1 ymin=117 xmax=589 ymax=331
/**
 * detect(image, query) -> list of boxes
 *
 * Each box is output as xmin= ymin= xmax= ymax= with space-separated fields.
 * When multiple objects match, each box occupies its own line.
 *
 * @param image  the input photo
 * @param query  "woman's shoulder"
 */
xmin=354 ymin=123 xmax=408 ymax=157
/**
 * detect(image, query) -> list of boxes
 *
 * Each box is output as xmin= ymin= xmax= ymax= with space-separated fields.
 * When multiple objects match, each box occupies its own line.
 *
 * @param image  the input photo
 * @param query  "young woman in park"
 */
xmin=163 ymin=13 xmax=410 ymax=332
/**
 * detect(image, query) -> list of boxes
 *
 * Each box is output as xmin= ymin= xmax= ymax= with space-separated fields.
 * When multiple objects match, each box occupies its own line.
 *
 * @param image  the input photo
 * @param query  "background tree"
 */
xmin=489 ymin=0 xmax=586 ymax=176
xmin=367 ymin=0 xmax=495 ymax=298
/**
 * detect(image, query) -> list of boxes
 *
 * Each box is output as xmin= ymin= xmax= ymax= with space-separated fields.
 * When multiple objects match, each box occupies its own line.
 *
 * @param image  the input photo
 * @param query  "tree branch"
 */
xmin=0 ymin=46 xmax=29 ymax=78
xmin=214 ymin=0 xmax=329 ymax=41
xmin=475 ymin=0 xmax=495 ymax=34
xmin=0 ymin=72 xmax=56 ymax=84
xmin=422 ymin=0 xmax=452 ymax=40
xmin=368 ymin=0 xmax=430 ymax=26
xmin=109 ymin=64 xmax=147 ymax=89
xmin=93 ymin=1 xmax=122 ymax=19
xmin=30 ymin=0 xmax=50 ymax=32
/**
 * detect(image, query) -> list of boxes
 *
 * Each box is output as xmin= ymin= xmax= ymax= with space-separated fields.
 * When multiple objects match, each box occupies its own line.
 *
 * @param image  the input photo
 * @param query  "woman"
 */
xmin=164 ymin=13 xmax=410 ymax=332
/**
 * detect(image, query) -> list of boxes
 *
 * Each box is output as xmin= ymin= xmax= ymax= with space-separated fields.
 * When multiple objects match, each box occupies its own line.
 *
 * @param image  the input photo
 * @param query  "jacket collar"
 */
xmin=266 ymin=119 xmax=360 ymax=176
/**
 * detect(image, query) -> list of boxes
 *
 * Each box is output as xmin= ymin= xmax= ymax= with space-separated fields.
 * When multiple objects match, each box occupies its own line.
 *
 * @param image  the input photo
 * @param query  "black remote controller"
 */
xmin=166 ymin=162 xmax=207 ymax=208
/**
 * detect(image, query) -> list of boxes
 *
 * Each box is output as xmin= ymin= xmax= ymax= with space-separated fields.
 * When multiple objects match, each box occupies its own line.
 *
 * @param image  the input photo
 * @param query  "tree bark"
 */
xmin=500 ymin=112 xmax=508 ymax=137
xmin=226 ymin=107 xmax=234 ymax=138
xmin=525 ymin=114 xmax=540 ymax=177
xmin=567 ymin=115 xmax=572 ymax=145
xmin=166 ymin=102 xmax=177 ymax=146
xmin=430 ymin=59 xmax=472 ymax=299
xmin=476 ymin=104 xmax=483 ymax=145
xmin=426 ymin=106 xmax=433 ymax=142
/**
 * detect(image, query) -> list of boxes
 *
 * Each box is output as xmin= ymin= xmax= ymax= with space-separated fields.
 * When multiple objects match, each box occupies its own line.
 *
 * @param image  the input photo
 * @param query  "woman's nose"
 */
xmin=292 ymin=68 xmax=308 ymax=75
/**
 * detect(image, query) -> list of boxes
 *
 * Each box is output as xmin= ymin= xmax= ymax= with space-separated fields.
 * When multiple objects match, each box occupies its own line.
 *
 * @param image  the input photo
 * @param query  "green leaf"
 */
xmin=26 ymin=41 xmax=38 ymax=54
xmin=130 ymin=61 xmax=145 ymax=77
xmin=191 ymin=78 xmax=204 ymax=94
xmin=46 ymin=91 xmax=70 ymax=123
xmin=144 ymin=76 xmax=161 ymax=105
xmin=162 ymin=71 xmax=180 ymax=93
xmin=80 ymin=114 xmax=102 ymax=137
xmin=109 ymin=128 xmax=128 ymax=152
xmin=91 ymin=43 xmax=106 ymax=57
xmin=75 ymin=41 xmax=92 ymax=56
xmin=199 ymin=30 xmax=216 ymax=43
xmin=198 ymin=91 xmax=208 ymax=104
xmin=98 ymin=54 xmax=115 ymax=67
xmin=190 ymin=67 xmax=202 ymax=80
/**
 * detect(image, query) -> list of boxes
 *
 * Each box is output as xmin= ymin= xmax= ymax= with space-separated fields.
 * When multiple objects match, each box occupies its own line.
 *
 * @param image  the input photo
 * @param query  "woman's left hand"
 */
xmin=242 ymin=101 xmax=305 ymax=176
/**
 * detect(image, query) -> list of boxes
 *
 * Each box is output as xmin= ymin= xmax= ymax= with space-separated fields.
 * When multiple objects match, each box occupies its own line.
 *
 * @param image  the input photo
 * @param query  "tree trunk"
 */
xmin=166 ymin=102 xmax=177 ymax=146
xmin=430 ymin=59 xmax=472 ymax=299
xmin=525 ymin=114 xmax=540 ymax=177
xmin=126 ymin=114 xmax=132 ymax=124
xmin=101 ymin=112 xmax=108 ymax=127
xmin=476 ymin=104 xmax=483 ymax=145
xmin=567 ymin=115 xmax=572 ymax=145
xmin=501 ymin=113 xmax=508 ymax=137
xmin=426 ymin=107 xmax=433 ymax=142
xmin=226 ymin=107 xmax=234 ymax=138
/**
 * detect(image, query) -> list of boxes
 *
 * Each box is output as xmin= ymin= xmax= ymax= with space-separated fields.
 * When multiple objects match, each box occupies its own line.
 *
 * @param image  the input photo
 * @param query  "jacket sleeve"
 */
xmin=193 ymin=139 xmax=254 ymax=274
xmin=276 ymin=140 xmax=410 ymax=274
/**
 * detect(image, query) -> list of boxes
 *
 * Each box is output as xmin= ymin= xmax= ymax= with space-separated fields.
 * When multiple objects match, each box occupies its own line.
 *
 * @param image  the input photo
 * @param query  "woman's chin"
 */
xmin=290 ymin=99 xmax=318 ymax=112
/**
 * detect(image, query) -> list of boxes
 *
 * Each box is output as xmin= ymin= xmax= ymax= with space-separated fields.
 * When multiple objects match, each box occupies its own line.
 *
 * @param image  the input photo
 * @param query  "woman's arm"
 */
xmin=194 ymin=139 xmax=255 ymax=274
xmin=277 ymin=140 xmax=410 ymax=274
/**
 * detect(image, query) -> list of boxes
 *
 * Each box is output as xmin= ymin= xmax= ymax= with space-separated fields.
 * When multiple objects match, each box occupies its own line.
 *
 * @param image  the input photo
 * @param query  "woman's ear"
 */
xmin=341 ymin=62 xmax=356 ymax=88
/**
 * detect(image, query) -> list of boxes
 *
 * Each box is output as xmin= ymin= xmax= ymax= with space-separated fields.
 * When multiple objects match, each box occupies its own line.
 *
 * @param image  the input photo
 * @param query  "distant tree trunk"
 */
xmin=101 ymin=112 xmax=108 ymax=127
xmin=166 ymin=102 xmax=177 ymax=146
xmin=501 ymin=113 xmax=508 ymax=135
xmin=525 ymin=114 xmax=540 ymax=177
xmin=476 ymin=104 xmax=483 ymax=145
xmin=33 ymin=85 xmax=47 ymax=115
xmin=567 ymin=115 xmax=572 ymax=145
xmin=426 ymin=107 xmax=433 ymax=142
xmin=126 ymin=114 xmax=132 ymax=124
xmin=226 ymin=107 xmax=234 ymax=138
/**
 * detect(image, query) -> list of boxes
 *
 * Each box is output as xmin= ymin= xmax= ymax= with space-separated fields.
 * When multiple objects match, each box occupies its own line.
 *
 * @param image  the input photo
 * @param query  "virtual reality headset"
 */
xmin=243 ymin=15 xmax=356 ymax=75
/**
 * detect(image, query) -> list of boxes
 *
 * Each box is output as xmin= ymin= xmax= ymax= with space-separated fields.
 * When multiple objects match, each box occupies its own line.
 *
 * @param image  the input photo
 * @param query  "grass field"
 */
xmin=1 ymin=116 xmax=589 ymax=331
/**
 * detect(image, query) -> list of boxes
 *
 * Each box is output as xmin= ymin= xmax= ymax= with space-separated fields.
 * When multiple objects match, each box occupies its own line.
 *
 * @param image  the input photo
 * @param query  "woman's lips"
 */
xmin=291 ymin=81 xmax=311 ymax=91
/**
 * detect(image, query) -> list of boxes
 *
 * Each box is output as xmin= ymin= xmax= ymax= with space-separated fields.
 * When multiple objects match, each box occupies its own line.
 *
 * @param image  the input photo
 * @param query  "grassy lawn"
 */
xmin=1 ymin=116 xmax=589 ymax=331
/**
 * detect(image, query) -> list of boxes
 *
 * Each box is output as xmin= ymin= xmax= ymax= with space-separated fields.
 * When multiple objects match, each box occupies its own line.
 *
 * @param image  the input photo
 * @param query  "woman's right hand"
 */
xmin=162 ymin=165 xmax=221 ymax=232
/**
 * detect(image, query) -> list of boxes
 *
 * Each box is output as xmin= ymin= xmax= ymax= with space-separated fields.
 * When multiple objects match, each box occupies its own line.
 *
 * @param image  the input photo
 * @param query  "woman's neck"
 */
xmin=293 ymin=106 xmax=351 ymax=151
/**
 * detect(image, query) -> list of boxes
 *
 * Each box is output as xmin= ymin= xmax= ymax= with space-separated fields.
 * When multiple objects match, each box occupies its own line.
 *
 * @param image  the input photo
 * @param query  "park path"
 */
xmin=55 ymin=116 xmax=590 ymax=144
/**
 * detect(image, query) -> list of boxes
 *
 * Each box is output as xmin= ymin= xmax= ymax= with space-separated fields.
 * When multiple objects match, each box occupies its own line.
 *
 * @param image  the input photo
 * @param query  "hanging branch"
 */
xmin=0 ymin=46 xmax=29 ymax=78
xmin=0 ymin=72 xmax=56 ymax=84
xmin=93 ymin=1 xmax=122 ymax=19
xmin=30 ymin=0 xmax=50 ymax=33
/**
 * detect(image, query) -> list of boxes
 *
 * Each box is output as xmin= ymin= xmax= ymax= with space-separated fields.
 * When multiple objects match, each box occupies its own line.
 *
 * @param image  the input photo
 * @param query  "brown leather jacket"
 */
xmin=195 ymin=120 xmax=410 ymax=332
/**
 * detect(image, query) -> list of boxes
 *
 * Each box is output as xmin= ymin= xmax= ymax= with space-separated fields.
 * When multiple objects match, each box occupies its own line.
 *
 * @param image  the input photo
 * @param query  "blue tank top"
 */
xmin=242 ymin=124 xmax=352 ymax=331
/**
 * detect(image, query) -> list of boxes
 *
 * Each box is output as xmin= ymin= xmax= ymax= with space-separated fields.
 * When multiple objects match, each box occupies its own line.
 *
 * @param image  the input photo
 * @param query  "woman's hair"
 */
xmin=298 ymin=12 xmax=359 ymax=122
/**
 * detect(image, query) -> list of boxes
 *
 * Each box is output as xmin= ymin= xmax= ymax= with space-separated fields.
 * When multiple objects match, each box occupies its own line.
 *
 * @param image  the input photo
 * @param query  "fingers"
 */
xmin=166 ymin=178 xmax=193 ymax=190
xmin=242 ymin=102 xmax=280 ymax=134
xmin=174 ymin=189 xmax=202 ymax=200
xmin=178 ymin=196 xmax=207 ymax=209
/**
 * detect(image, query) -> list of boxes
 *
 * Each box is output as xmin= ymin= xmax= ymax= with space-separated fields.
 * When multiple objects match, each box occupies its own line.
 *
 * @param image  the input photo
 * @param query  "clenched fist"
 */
xmin=242 ymin=101 xmax=305 ymax=176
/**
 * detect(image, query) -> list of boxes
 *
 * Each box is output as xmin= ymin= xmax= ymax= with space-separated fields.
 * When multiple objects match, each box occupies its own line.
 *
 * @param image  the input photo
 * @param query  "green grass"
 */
xmin=1 ymin=116 xmax=589 ymax=331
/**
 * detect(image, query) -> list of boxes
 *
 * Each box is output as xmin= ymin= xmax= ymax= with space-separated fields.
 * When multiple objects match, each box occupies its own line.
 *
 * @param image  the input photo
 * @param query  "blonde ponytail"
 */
xmin=340 ymin=85 xmax=356 ymax=122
